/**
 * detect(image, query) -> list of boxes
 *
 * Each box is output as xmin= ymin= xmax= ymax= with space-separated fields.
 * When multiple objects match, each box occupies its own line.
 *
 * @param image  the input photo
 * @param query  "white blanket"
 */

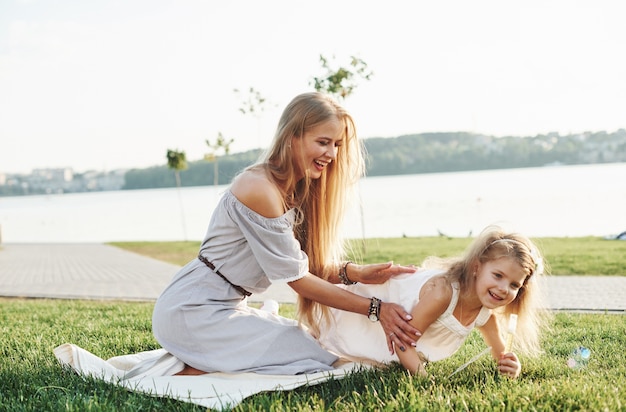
xmin=54 ymin=343 xmax=360 ymax=410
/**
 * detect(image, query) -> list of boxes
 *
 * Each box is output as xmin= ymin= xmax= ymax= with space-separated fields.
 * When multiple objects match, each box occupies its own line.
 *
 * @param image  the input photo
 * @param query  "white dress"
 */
xmin=318 ymin=269 xmax=491 ymax=365
xmin=152 ymin=190 xmax=338 ymax=374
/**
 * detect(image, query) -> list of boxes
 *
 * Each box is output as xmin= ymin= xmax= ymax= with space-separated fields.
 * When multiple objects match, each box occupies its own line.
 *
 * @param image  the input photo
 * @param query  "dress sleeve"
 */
xmin=228 ymin=195 xmax=309 ymax=283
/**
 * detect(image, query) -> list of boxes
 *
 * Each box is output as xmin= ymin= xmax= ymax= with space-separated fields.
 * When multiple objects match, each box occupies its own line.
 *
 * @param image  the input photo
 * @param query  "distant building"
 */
xmin=30 ymin=168 xmax=74 ymax=193
xmin=0 ymin=167 xmax=125 ymax=196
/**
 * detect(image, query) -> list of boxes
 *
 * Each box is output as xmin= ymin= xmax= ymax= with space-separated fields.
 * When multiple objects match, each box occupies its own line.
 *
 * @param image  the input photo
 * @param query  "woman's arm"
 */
xmin=233 ymin=171 xmax=421 ymax=353
xmin=478 ymin=315 xmax=522 ymax=379
xmin=341 ymin=261 xmax=417 ymax=285
xmin=289 ymin=274 xmax=421 ymax=350
xmin=395 ymin=277 xmax=450 ymax=374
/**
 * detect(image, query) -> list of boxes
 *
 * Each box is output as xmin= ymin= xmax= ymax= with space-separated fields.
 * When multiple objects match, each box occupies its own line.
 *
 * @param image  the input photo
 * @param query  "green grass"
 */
xmin=111 ymin=236 xmax=626 ymax=276
xmin=1 ymin=298 xmax=624 ymax=411
xmin=2 ymin=237 xmax=623 ymax=410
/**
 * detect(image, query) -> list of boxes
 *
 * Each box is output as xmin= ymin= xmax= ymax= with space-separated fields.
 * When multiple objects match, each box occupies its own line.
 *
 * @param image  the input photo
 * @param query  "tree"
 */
xmin=166 ymin=149 xmax=188 ymax=240
xmin=234 ymin=87 xmax=274 ymax=148
xmin=310 ymin=54 xmax=373 ymax=101
xmin=233 ymin=87 xmax=270 ymax=116
xmin=205 ymin=132 xmax=234 ymax=186
xmin=166 ymin=149 xmax=188 ymax=188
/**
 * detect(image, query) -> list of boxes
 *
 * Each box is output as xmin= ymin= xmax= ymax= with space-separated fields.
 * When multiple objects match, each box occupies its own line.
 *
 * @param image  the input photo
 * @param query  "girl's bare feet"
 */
xmin=174 ymin=364 xmax=207 ymax=376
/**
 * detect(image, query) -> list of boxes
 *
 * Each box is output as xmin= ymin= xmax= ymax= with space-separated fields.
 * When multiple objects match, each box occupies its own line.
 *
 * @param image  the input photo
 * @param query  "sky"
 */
xmin=1 ymin=0 xmax=625 ymax=174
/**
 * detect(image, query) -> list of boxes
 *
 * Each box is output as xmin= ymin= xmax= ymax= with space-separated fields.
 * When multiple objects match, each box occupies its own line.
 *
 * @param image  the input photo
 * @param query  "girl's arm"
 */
xmin=478 ymin=315 xmax=522 ymax=379
xmin=395 ymin=277 xmax=451 ymax=375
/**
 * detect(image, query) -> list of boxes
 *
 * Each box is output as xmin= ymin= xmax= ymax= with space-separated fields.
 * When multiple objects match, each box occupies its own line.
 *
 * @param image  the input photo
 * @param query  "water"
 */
xmin=0 ymin=163 xmax=624 ymax=243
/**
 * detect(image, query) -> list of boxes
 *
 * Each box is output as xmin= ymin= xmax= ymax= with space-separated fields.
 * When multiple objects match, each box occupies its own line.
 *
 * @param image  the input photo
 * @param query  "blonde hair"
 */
xmin=423 ymin=225 xmax=551 ymax=356
xmin=248 ymin=92 xmax=365 ymax=333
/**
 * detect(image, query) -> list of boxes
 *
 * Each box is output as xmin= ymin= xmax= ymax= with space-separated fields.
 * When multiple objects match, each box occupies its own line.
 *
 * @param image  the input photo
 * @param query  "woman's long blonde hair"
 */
xmin=422 ymin=225 xmax=551 ymax=356
xmin=248 ymin=92 xmax=365 ymax=333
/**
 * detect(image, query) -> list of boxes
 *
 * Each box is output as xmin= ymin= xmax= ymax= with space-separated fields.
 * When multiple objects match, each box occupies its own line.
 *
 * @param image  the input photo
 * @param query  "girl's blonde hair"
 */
xmin=248 ymin=92 xmax=365 ymax=334
xmin=423 ymin=225 xmax=551 ymax=356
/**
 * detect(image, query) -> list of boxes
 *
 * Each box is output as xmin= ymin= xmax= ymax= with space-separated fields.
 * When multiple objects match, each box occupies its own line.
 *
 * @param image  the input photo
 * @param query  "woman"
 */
xmin=152 ymin=92 xmax=420 ymax=375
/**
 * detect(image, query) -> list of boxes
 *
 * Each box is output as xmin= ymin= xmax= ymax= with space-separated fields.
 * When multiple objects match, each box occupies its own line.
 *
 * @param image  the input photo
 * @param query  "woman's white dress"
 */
xmin=152 ymin=190 xmax=338 ymax=374
xmin=318 ymin=269 xmax=492 ymax=365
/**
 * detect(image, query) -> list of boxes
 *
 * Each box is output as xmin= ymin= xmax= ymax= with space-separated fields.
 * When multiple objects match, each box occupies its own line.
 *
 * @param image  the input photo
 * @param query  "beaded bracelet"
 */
xmin=338 ymin=261 xmax=357 ymax=285
xmin=368 ymin=296 xmax=381 ymax=322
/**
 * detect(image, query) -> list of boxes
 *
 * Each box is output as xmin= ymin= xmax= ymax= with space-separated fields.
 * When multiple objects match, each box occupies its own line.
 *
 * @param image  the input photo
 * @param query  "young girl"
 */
xmin=318 ymin=226 xmax=549 ymax=378
xmin=152 ymin=92 xmax=419 ymax=376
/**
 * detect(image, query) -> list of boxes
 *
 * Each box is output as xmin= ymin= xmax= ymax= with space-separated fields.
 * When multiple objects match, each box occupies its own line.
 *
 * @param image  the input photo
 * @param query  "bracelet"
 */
xmin=338 ymin=261 xmax=357 ymax=285
xmin=368 ymin=297 xmax=381 ymax=322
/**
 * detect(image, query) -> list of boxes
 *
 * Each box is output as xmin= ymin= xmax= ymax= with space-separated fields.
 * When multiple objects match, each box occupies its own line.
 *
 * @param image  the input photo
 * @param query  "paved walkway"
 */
xmin=0 ymin=243 xmax=624 ymax=313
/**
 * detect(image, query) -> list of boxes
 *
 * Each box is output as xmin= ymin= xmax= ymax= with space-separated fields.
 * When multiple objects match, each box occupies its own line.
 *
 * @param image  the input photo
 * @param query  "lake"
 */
xmin=0 ymin=163 xmax=624 ymax=243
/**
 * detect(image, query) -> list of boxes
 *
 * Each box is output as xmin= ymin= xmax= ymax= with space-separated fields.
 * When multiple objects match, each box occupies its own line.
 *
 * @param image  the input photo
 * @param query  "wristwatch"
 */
xmin=368 ymin=297 xmax=381 ymax=322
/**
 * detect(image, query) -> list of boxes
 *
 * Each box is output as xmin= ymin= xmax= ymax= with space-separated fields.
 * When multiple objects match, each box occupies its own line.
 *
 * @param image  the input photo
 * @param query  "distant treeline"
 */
xmin=124 ymin=150 xmax=262 ymax=190
xmin=123 ymin=130 xmax=626 ymax=190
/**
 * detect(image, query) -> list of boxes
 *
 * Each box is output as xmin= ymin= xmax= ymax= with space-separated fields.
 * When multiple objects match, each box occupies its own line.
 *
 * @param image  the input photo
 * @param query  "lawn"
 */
xmin=0 ymin=299 xmax=624 ymax=411
xmin=1 ymin=236 xmax=624 ymax=410
xmin=111 ymin=236 xmax=626 ymax=276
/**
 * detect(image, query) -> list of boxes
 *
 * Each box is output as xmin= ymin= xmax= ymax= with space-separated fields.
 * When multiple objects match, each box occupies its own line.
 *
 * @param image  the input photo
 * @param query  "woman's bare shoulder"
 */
xmin=231 ymin=169 xmax=284 ymax=218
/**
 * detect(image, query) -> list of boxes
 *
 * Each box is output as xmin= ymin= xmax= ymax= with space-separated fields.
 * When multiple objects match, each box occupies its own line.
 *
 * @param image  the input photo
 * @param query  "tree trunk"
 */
xmin=213 ymin=161 xmax=219 ymax=186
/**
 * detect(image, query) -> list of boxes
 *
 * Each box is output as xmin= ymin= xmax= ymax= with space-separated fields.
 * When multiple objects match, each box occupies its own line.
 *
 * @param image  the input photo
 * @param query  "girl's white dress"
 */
xmin=318 ymin=269 xmax=492 ymax=365
xmin=152 ymin=190 xmax=337 ymax=374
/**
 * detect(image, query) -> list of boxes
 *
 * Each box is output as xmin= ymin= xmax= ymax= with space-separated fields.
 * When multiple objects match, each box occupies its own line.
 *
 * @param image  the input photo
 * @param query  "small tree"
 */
xmin=310 ymin=54 xmax=373 ymax=101
xmin=205 ymin=132 xmax=234 ymax=186
xmin=234 ymin=87 xmax=274 ymax=148
xmin=234 ymin=87 xmax=269 ymax=116
xmin=166 ymin=149 xmax=188 ymax=188
xmin=166 ymin=149 xmax=188 ymax=240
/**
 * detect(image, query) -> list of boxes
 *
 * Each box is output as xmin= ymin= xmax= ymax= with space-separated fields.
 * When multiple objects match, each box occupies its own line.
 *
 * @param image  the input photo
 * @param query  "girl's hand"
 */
xmin=498 ymin=352 xmax=521 ymax=379
xmin=351 ymin=262 xmax=417 ymax=285
xmin=379 ymin=301 xmax=421 ymax=355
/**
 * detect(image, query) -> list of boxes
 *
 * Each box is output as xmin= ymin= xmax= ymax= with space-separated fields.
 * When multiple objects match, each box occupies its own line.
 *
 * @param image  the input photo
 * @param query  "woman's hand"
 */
xmin=350 ymin=262 xmax=417 ymax=285
xmin=497 ymin=352 xmax=521 ymax=379
xmin=379 ymin=301 xmax=422 ymax=355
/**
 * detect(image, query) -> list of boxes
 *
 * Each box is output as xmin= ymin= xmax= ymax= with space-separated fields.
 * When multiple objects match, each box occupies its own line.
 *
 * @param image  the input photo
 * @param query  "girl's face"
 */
xmin=291 ymin=118 xmax=343 ymax=180
xmin=473 ymin=257 xmax=527 ymax=309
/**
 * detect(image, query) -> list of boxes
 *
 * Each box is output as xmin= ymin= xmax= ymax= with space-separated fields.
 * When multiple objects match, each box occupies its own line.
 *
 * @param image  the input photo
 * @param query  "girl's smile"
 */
xmin=474 ymin=257 xmax=527 ymax=309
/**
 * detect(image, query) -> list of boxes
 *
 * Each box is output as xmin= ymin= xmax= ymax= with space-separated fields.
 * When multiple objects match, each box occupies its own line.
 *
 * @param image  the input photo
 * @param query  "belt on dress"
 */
xmin=197 ymin=254 xmax=251 ymax=297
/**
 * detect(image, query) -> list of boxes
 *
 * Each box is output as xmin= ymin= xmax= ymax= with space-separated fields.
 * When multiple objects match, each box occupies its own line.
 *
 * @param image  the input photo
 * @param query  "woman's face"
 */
xmin=291 ymin=118 xmax=343 ymax=180
xmin=473 ymin=257 xmax=527 ymax=309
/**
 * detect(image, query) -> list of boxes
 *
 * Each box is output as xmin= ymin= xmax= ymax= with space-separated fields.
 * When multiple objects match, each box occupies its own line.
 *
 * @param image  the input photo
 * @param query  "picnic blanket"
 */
xmin=54 ymin=343 xmax=360 ymax=410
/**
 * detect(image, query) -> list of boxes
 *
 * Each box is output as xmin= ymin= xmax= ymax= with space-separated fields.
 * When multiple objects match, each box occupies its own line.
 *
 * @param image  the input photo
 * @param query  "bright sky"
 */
xmin=1 ymin=0 xmax=625 ymax=174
